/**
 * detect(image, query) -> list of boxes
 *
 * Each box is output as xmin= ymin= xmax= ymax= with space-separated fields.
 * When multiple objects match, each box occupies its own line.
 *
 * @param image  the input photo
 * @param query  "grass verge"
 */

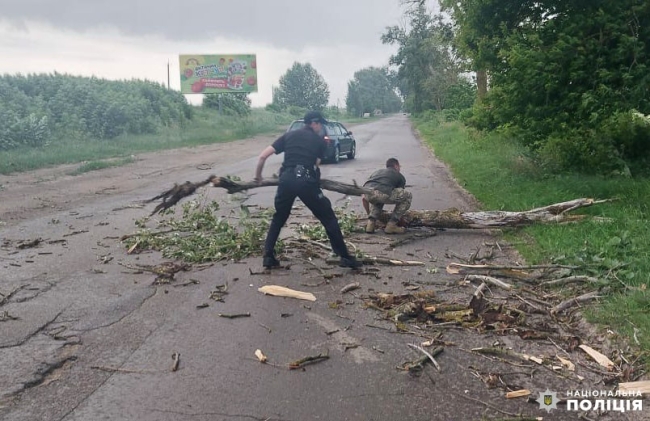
xmin=412 ymin=116 xmax=649 ymax=354
xmin=0 ymin=109 xmax=295 ymax=175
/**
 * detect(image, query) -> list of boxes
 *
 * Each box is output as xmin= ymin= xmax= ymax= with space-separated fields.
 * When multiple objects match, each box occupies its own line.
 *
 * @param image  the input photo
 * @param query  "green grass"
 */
xmin=0 ymin=109 xmax=296 ymax=175
xmin=0 ymin=108 xmax=390 ymax=175
xmin=413 ymin=116 xmax=650 ymax=353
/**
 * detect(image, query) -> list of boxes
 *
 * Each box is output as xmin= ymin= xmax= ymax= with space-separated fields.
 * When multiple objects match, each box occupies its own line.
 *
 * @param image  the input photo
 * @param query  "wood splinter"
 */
xmin=340 ymin=282 xmax=360 ymax=294
xmin=218 ymin=313 xmax=251 ymax=319
xmin=171 ymin=352 xmax=181 ymax=372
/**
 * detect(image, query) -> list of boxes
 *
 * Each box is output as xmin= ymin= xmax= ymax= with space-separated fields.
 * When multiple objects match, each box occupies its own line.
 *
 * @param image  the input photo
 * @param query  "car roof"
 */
xmin=287 ymin=120 xmax=346 ymax=134
xmin=291 ymin=119 xmax=342 ymax=124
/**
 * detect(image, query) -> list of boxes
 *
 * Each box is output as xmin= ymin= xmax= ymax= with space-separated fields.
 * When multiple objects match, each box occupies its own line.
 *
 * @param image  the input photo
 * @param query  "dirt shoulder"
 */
xmin=0 ymin=134 xmax=275 ymax=226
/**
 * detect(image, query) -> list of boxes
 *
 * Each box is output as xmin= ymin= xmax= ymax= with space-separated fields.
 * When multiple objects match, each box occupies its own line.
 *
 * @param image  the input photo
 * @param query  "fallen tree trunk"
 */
xmin=147 ymin=175 xmax=611 ymax=229
xmin=392 ymin=199 xmax=611 ymax=229
xmin=212 ymin=176 xmax=371 ymax=197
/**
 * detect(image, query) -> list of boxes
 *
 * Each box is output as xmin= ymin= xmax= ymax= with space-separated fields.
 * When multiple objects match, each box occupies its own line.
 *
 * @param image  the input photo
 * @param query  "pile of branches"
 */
xmin=145 ymin=175 xmax=611 ymax=228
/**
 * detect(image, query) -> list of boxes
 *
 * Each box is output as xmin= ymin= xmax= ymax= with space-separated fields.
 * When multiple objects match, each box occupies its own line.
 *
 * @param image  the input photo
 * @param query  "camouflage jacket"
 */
xmin=363 ymin=168 xmax=406 ymax=195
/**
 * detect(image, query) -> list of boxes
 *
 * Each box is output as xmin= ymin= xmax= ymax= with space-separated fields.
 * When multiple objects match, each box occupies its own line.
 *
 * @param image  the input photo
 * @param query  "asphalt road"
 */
xmin=0 ymin=115 xmax=641 ymax=421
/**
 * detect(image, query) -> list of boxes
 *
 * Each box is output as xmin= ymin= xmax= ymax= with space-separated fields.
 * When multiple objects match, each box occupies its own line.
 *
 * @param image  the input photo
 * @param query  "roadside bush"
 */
xmin=462 ymin=98 xmax=501 ymax=132
xmin=444 ymin=79 xmax=476 ymax=111
xmin=0 ymin=114 xmax=51 ymax=150
xmin=286 ymin=106 xmax=308 ymax=118
xmin=536 ymin=111 xmax=650 ymax=176
xmin=441 ymin=108 xmax=460 ymax=122
xmin=265 ymin=103 xmax=283 ymax=113
xmin=603 ymin=111 xmax=650 ymax=166
xmin=203 ymin=93 xmax=251 ymax=116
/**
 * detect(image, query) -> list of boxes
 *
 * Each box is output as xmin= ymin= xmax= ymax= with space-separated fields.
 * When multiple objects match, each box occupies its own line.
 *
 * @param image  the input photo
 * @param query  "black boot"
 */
xmin=339 ymin=256 xmax=363 ymax=269
xmin=263 ymin=255 xmax=281 ymax=269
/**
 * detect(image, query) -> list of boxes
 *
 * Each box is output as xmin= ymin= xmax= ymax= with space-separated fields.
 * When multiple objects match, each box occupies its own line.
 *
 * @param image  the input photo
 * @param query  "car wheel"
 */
xmin=347 ymin=142 xmax=356 ymax=160
xmin=332 ymin=146 xmax=340 ymax=164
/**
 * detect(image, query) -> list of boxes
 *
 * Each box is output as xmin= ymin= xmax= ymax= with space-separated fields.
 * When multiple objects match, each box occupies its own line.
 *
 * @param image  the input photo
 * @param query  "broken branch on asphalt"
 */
xmin=91 ymin=366 xmax=151 ymax=374
xmin=118 ymin=261 xmax=191 ymax=283
xmin=218 ymin=313 xmax=251 ymax=319
xmin=399 ymin=346 xmax=444 ymax=373
xmin=288 ymin=352 xmax=330 ymax=370
xmin=147 ymin=175 xmax=612 ymax=228
xmin=407 ymin=343 xmax=441 ymax=370
xmin=465 ymin=274 xmax=513 ymax=291
xmin=325 ymin=256 xmax=424 ymax=266
xmin=550 ymin=291 xmax=602 ymax=315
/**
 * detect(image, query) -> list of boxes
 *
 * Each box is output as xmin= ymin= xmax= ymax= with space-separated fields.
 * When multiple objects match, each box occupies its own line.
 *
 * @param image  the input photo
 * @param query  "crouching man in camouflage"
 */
xmin=362 ymin=158 xmax=412 ymax=234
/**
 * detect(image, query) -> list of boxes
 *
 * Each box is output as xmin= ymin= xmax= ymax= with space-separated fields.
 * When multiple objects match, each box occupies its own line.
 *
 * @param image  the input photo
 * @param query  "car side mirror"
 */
xmin=347 ymin=131 xmax=353 ymax=135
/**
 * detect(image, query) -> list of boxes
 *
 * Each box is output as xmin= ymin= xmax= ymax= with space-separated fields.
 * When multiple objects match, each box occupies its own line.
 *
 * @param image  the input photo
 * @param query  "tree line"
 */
xmin=264 ymin=62 xmax=405 ymax=118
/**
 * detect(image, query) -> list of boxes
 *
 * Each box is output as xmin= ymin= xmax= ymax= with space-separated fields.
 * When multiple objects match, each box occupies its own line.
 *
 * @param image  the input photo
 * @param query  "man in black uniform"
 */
xmin=254 ymin=111 xmax=362 ymax=269
xmin=362 ymin=158 xmax=412 ymax=234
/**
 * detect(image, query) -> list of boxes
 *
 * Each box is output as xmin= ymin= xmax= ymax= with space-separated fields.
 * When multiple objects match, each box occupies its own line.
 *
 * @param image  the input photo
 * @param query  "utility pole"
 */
xmin=167 ymin=61 xmax=170 ymax=89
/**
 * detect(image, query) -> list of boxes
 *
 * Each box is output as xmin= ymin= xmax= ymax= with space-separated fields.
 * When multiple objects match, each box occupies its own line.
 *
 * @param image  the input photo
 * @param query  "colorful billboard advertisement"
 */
xmin=179 ymin=54 xmax=257 ymax=94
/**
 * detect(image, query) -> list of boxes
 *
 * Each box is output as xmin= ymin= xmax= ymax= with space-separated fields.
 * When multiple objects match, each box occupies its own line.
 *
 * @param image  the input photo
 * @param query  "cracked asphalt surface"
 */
xmin=0 ymin=115 xmax=645 ymax=421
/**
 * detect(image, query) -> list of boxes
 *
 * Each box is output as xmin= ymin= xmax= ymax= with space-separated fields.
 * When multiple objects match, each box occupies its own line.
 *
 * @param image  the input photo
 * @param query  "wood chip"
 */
xmin=556 ymin=355 xmax=575 ymax=371
xmin=423 ymin=305 xmax=436 ymax=314
xmin=465 ymin=274 xmax=513 ymax=291
xmin=578 ymin=344 xmax=614 ymax=371
xmin=506 ymin=389 xmax=531 ymax=399
xmin=340 ymin=282 xmax=360 ymax=294
xmin=618 ymin=380 xmax=650 ymax=396
xmin=258 ymin=285 xmax=316 ymax=301
xmin=255 ymin=349 xmax=267 ymax=363
xmin=171 ymin=352 xmax=180 ymax=372
xmin=522 ymin=354 xmax=544 ymax=365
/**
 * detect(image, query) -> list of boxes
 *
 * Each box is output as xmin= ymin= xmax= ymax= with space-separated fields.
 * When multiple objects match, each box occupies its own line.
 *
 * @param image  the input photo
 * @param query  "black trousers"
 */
xmin=264 ymin=169 xmax=350 ymax=259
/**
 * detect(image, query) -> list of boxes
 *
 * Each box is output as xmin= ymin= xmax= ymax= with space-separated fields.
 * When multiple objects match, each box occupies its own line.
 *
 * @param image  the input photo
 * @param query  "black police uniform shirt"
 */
xmin=363 ymin=167 xmax=406 ymax=195
xmin=272 ymin=127 xmax=326 ymax=169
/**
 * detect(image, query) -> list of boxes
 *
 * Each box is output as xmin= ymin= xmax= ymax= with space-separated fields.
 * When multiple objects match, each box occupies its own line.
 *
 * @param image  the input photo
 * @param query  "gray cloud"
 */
xmin=1 ymin=0 xmax=404 ymax=49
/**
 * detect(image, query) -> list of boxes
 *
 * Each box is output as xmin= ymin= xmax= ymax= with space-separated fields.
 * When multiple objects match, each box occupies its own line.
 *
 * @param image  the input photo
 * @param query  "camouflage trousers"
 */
xmin=366 ymin=188 xmax=412 ymax=221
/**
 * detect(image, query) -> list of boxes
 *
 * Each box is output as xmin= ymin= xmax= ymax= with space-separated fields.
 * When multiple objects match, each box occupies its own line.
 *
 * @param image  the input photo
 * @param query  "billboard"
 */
xmin=179 ymin=54 xmax=257 ymax=94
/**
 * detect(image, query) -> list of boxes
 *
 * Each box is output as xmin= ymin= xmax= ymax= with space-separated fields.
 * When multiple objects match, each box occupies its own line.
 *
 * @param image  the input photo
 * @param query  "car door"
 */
xmin=337 ymin=123 xmax=352 ymax=154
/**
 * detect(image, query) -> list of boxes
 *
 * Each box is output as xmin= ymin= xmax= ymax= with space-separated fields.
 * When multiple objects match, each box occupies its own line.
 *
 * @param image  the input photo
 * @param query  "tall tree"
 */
xmin=439 ymin=0 xmax=551 ymax=99
xmin=382 ymin=4 xmax=465 ymax=112
xmin=273 ymin=62 xmax=329 ymax=111
xmin=345 ymin=67 xmax=402 ymax=116
xmin=441 ymin=0 xmax=650 ymax=172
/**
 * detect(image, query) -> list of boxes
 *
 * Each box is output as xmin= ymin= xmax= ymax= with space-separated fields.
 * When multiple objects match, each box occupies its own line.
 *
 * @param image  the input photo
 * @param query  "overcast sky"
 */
xmin=0 ymin=0 xmax=434 ymax=107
